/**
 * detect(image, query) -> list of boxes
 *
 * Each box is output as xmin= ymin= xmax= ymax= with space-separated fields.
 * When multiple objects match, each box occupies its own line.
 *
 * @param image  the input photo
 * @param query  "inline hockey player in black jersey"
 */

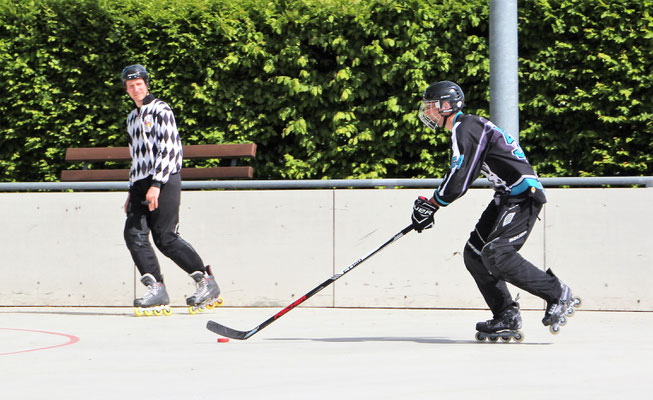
xmin=410 ymin=81 xmax=580 ymax=341
xmin=121 ymin=64 xmax=222 ymax=316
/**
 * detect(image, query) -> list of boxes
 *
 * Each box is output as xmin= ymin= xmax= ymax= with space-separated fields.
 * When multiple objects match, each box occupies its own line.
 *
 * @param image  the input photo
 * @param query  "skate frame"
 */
xmin=206 ymin=225 xmax=414 ymax=340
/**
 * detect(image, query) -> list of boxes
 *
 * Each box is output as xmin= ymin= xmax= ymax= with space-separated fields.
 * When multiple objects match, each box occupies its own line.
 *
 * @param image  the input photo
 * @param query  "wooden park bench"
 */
xmin=61 ymin=143 xmax=256 ymax=181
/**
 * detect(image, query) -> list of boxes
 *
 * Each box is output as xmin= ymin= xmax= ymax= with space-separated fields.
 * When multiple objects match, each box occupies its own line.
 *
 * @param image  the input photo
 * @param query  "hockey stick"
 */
xmin=206 ymin=224 xmax=414 ymax=340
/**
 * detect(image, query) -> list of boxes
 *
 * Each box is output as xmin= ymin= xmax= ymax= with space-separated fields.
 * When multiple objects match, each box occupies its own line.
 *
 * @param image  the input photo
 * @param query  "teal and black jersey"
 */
xmin=434 ymin=113 xmax=545 ymax=207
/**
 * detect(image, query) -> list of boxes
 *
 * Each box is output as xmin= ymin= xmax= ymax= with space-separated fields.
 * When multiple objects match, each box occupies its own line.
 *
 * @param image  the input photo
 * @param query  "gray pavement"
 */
xmin=1 ymin=307 xmax=651 ymax=399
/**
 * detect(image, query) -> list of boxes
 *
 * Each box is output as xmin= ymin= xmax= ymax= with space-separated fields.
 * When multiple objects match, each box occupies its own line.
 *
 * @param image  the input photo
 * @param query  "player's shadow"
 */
xmin=268 ymin=336 xmax=552 ymax=345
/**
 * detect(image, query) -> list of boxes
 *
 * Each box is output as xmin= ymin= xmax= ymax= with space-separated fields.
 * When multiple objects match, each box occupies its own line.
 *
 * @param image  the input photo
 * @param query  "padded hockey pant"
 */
xmin=463 ymin=197 xmax=562 ymax=317
xmin=124 ymin=173 xmax=204 ymax=282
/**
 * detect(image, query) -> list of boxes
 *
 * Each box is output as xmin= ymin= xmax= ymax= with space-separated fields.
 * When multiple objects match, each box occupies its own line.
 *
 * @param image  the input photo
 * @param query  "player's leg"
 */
xmin=464 ymin=201 xmax=523 ymax=342
xmin=464 ymin=200 xmax=518 ymax=316
xmin=480 ymin=198 xmax=560 ymax=301
xmin=149 ymin=173 xmax=221 ymax=309
xmin=480 ymin=198 xmax=580 ymax=331
xmin=124 ymin=179 xmax=163 ymax=282
xmin=150 ymin=173 xmax=205 ymax=273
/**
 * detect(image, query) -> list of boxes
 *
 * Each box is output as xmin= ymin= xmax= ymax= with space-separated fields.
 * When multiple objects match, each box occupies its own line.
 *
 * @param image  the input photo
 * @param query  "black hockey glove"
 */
xmin=411 ymin=196 xmax=438 ymax=233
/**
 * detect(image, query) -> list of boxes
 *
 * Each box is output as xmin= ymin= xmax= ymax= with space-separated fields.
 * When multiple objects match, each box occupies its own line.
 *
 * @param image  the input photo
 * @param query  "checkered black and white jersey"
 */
xmin=126 ymin=95 xmax=183 ymax=186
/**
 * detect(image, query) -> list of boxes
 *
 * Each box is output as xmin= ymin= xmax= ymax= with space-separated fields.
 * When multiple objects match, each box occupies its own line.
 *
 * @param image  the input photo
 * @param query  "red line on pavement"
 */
xmin=0 ymin=328 xmax=80 ymax=356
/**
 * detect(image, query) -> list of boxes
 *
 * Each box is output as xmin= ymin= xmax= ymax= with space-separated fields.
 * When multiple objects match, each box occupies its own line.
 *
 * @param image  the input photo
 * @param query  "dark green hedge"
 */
xmin=0 ymin=0 xmax=650 ymax=182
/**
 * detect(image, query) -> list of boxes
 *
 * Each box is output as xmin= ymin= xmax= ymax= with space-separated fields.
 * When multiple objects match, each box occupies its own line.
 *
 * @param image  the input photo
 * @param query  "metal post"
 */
xmin=490 ymin=0 xmax=520 ymax=143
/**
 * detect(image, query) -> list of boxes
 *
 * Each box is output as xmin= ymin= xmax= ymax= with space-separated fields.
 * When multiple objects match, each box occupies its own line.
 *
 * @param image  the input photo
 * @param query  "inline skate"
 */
xmin=542 ymin=269 xmax=581 ymax=335
xmin=134 ymin=273 xmax=172 ymax=316
xmin=475 ymin=304 xmax=524 ymax=343
xmin=187 ymin=266 xmax=223 ymax=314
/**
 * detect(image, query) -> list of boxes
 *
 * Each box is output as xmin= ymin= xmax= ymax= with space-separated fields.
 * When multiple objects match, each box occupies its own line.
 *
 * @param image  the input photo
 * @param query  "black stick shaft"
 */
xmin=207 ymin=225 xmax=413 ymax=339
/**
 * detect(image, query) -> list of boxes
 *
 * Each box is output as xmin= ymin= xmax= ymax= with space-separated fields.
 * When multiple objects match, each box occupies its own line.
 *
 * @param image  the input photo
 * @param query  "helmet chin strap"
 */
xmin=440 ymin=112 xmax=453 ymax=128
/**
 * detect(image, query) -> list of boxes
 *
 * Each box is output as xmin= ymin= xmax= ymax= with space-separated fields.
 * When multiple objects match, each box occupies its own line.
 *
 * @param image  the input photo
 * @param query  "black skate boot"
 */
xmin=475 ymin=304 xmax=524 ymax=343
xmin=186 ymin=266 xmax=223 ymax=314
xmin=542 ymin=269 xmax=581 ymax=334
xmin=134 ymin=274 xmax=171 ymax=317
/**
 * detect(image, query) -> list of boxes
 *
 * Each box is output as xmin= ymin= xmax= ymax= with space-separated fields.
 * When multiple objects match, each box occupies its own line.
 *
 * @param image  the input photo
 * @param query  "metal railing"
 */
xmin=1 ymin=176 xmax=652 ymax=192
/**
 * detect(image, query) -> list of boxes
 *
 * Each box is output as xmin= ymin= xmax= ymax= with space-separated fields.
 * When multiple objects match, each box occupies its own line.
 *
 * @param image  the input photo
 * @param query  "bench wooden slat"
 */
xmin=65 ymin=147 xmax=131 ymax=162
xmin=61 ymin=169 xmax=130 ymax=181
xmin=182 ymin=144 xmax=257 ymax=159
xmin=182 ymin=167 xmax=253 ymax=179
xmin=61 ymin=167 xmax=253 ymax=182
xmin=65 ymin=144 xmax=256 ymax=162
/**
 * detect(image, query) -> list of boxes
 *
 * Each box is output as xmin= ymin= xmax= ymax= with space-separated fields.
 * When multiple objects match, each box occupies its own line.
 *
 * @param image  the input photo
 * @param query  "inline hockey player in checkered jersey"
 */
xmin=410 ymin=81 xmax=581 ymax=341
xmin=121 ymin=64 xmax=222 ymax=316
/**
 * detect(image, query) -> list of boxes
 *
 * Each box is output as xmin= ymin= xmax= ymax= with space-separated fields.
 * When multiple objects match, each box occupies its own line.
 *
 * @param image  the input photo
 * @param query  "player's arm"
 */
xmin=433 ymin=127 xmax=483 ymax=207
xmin=151 ymin=106 xmax=178 ymax=187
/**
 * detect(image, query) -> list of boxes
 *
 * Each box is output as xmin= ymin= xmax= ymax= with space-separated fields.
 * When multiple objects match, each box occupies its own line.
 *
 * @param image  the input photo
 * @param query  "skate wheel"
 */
xmin=549 ymin=325 xmax=560 ymax=335
xmin=474 ymin=332 xmax=485 ymax=342
xmin=513 ymin=331 xmax=524 ymax=343
xmin=206 ymin=303 xmax=214 ymax=310
xmin=216 ymin=297 xmax=224 ymax=307
xmin=189 ymin=306 xmax=199 ymax=315
xmin=163 ymin=308 xmax=172 ymax=316
xmin=566 ymin=307 xmax=575 ymax=317
xmin=134 ymin=308 xmax=143 ymax=317
xmin=559 ymin=316 xmax=567 ymax=326
xmin=488 ymin=336 xmax=499 ymax=343
xmin=154 ymin=309 xmax=163 ymax=316
xmin=500 ymin=336 xmax=510 ymax=342
xmin=573 ymin=297 xmax=582 ymax=308
xmin=144 ymin=309 xmax=153 ymax=316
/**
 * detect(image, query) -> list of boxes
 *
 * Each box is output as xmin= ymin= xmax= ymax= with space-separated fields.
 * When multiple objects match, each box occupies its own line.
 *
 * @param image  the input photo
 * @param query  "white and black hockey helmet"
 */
xmin=419 ymin=80 xmax=465 ymax=130
xmin=121 ymin=64 xmax=149 ymax=87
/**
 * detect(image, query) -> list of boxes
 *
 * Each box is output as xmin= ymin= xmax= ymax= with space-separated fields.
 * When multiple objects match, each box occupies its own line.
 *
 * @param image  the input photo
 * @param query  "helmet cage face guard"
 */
xmin=419 ymin=100 xmax=442 ymax=130
xmin=419 ymin=99 xmax=457 ymax=130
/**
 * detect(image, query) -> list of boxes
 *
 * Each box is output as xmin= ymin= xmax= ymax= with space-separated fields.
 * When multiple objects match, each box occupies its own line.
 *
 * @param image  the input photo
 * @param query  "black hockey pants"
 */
xmin=124 ymin=173 xmax=204 ymax=282
xmin=463 ymin=195 xmax=562 ymax=317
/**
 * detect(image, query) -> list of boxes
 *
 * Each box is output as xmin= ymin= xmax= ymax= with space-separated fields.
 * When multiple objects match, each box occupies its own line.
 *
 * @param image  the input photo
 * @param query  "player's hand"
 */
xmin=145 ymin=186 xmax=160 ymax=211
xmin=411 ymin=196 xmax=438 ymax=233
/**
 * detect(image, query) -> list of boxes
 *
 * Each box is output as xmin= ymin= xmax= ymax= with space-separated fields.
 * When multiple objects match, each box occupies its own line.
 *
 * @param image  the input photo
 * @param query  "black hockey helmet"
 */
xmin=121 ymin=64 xmax=149 ymax=86
xmin=419 ymin=81 xmax=465 ymax=130
xmin=423 ymin=81 xmax=465 ymax=112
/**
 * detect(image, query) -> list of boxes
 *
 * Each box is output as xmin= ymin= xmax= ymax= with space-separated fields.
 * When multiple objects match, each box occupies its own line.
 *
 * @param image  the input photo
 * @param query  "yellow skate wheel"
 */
xmin=206 ymin=303 xmax=214 ymax=310
xmin=216 ymin=297 xmax=224 ymax=307
xmin=163 ymin=308 xmax=172 ymax=316
xmin=154 ymin=309 xmax=163 ymax=316
xmin=189 ymin=306 xmax=199 ymax=315
xmin=134 ymin=308 xmax=143 ymax=317
xmin=143 ymin=309 xmax=153 ymax=316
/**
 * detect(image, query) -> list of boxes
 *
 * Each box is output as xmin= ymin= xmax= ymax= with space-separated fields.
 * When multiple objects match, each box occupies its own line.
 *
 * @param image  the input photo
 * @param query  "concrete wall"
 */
xmin=0 ymin=188 xmax=651 ymax=310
